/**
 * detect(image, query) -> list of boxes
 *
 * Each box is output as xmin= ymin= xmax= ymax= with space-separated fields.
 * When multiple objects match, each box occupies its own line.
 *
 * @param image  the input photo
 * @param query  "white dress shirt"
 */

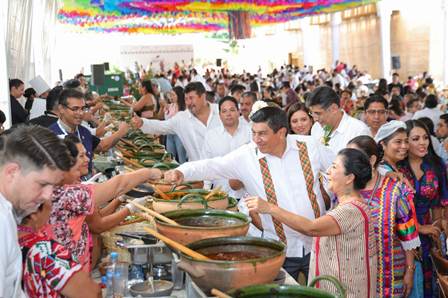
xmin=413 ymin=107 xmax=443 ymax=127
xmin=311 ymin=111 xmax=371 ymax=154
xmin=203 ymin=120 xmax=251 ymax=196
xmin=178 ymin=135 xmax=336 ymax=257
xmin=0 ymin=193 xmax=26 ymax=298
xmin=140 ymin=104 xmax=222 ymax=161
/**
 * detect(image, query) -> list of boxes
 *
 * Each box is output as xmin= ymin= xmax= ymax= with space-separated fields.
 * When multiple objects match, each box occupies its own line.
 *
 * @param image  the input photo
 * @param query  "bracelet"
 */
xmin=406 ymin=264 xmax=416 ymax=271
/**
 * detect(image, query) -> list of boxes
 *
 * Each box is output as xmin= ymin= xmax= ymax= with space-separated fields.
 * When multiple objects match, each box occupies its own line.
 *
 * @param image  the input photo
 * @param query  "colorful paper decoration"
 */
xmin=58 ymin=0 xmax=377 ymax=34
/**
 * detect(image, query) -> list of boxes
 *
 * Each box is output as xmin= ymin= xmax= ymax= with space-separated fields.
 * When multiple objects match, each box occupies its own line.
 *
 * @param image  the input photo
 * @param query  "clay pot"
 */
xmin=152 ymin=196 xmax=228 ymax=213
xmin=152 ymin=188 xmax=228 ymax=213
xmin=228 ymin=275 xmax=345 ymax=298
xmin=149 ymin=181 xmax=204 ymax=193
xmin=177 ymin=236 xmax=286 ymax=294
xmin=155 ymin=209 xmax=250 ymax=245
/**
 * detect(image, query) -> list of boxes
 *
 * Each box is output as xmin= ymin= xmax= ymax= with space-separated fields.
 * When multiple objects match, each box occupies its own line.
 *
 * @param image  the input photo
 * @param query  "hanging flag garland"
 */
xmin=58 ymin=0 xmax=378 ymax=34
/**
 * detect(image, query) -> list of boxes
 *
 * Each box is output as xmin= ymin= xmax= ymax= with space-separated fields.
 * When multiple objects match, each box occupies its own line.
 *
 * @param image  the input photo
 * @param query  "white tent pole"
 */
xmin=0 ymin=0 xmax=11 ymax=129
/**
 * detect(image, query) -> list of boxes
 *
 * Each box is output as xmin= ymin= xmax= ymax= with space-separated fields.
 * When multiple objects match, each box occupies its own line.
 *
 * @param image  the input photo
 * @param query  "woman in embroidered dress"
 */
xmin=19 ymin=200 xmax=101 ymax=298
xmin=246 ymin=148 xmax=377 ymax=298
xmin=46 ymin=136 xmax=162 ymax=272
xmin=399 ymin=120 xmax=448 ymax=298
xmin=348 ymin=135 xmax=420 ymax=297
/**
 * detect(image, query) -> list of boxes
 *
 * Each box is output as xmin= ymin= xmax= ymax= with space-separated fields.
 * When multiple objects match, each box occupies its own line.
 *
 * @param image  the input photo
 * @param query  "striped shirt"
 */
xmin=309 ymin=200 xmax=377 ymax=298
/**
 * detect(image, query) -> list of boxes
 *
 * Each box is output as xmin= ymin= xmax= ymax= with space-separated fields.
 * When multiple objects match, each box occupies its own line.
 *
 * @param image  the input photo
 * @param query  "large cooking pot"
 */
xmin=156 ymin=209 xmax=250 ymax=245
xmin=176 ymin=236 xmax=286 ymax=293
xmin=152 ymin=188 xmax=228 ymax=213
xmin=227 ymin=276 xmax=346 ymax=298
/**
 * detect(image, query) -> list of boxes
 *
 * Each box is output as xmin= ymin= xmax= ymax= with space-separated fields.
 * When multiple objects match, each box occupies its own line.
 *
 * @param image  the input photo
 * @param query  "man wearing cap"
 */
xmin=308 ymin=86 xmax=370 ymax=154
xmin=132 ymin=82 xmax=221 ymax=162
xmin=164 ymin=106 xmax=335 ymax=280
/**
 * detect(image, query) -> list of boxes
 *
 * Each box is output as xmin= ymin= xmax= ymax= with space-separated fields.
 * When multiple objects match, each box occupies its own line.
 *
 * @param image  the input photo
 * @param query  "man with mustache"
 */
xmin=132 ymin=82 xmax=221 ymax=161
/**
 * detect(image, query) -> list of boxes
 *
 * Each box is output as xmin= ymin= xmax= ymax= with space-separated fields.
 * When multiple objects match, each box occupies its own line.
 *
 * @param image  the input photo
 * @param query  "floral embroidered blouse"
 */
xmin=20 ymin=232 xmax=82 ymax=297
xmin=44 ymin=184 xmax=94 ymax=272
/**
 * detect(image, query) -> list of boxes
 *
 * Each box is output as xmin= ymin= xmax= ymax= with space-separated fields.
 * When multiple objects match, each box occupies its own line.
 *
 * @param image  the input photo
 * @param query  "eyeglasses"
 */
xmin=366 ymin=109 xmax=388 ymax=116
xmin=63 ymin=104 xmax=89 ymax=113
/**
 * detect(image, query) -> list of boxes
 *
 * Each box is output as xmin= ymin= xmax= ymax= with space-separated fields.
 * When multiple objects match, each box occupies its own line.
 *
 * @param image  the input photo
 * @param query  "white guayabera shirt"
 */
xmin=140 ymin=104 xmax=222 ymax=161
xmin=178 ymin=134 xmax=335 ymax=258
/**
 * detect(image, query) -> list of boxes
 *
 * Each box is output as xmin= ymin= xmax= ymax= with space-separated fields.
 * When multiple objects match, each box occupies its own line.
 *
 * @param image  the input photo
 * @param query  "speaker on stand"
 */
xmin=91 ymin=64 xmax=105 ymax=86
xmin=391 ymin=56 xmax=401 ymax=70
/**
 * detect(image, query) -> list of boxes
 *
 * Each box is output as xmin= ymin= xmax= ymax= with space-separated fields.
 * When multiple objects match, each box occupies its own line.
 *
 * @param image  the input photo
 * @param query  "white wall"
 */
xmin=52 ymin=23 xmax=298 ymax=82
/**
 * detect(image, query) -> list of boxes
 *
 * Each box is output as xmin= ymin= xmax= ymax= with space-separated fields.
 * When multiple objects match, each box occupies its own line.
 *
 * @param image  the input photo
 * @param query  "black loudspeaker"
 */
xmin=216 ymin=58 xmax=222 ymax=67
xmin=104 ymin=62 xmax=110 ymax=71
xmin=391 ymin=56 xmax=401 ymax=69
xmin=59 ymin=69 xmax=63 ymax=81
xmin=91 ymin=64 xmax=105 ymax=86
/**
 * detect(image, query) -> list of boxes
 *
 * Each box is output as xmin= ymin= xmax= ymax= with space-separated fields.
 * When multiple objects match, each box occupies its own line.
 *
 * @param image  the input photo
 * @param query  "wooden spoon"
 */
xmin=121 ymin=156 xmax=144 ymax=169
xmin=127 ymin=199 xmax=179 ymax=226
xmin=143 ymin=227 xmax=210 ymax=261
xmin=149 ymin=183 xmax=171 ymax=200
xmin=211 ymin=289 xmax=232 ymax=298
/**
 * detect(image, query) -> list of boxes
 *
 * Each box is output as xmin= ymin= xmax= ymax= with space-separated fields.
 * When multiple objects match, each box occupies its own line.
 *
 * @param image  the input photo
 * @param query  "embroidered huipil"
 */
xmin=360 ymin=176 xmax=420 ymax=297
xmin=400 ymin=160 xmax=448 ymax=298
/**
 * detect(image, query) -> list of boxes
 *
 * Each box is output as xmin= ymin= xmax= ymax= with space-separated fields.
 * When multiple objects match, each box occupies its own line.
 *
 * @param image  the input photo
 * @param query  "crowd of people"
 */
xmin=1 ymin=60 xmax=448 ymax=298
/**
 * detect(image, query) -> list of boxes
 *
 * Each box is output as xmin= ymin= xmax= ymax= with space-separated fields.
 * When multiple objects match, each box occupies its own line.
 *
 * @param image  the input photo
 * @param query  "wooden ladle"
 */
xmin=143 ymin=227 xmax=210 ymax=261
xmin=127 ymin=199 xmax=179 ymax=226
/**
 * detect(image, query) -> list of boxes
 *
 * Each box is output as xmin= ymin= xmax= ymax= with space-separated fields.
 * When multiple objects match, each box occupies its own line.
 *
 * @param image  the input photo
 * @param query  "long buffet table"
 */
xmin=92 ymin=100 xmax=299 ymax=297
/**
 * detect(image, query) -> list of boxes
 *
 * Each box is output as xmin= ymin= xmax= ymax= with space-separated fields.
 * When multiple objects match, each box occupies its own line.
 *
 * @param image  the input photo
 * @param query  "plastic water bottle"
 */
xmin=109 ymin=252 xmax=118 ymax=296
xmin=105 ymin=271 xmax=114 ymax=297
xmin=101 ymin=275 xmax=108 ymax=297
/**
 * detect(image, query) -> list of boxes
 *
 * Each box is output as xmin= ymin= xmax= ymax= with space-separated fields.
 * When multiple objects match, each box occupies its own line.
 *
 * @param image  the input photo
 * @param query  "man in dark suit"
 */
xmin=29 ymin=86 xmax=62 ymax=127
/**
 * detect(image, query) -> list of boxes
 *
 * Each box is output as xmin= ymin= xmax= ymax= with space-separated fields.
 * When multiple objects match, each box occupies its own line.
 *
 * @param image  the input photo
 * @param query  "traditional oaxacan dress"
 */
xmin=309 ymin=200 xmax=377 ymax=298
xmin=399 ymin=160 xmax=448 ymax=298
xmin=360 ymin=176 xmax=420 ymax=297
xmin=19 ymin=230 xmax=82 ymax=297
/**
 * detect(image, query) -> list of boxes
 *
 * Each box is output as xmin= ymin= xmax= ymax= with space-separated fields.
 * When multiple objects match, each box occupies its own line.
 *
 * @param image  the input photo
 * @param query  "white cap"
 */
xmin=374 ymin=120 xmax=407 ymax=143
xmin=29 ymin=75 xmax=50 ymax=96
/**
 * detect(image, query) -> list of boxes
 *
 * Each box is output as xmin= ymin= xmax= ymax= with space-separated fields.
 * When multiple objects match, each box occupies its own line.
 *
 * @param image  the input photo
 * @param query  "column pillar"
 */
xmin=377 ymin=1 xmax=392 ymax=78
xmin=331 ymin=12 xmax=341 ymax=67
xmin=0 ymin=0 xmax=11 ymax=128
xmin=301 ymin=18 xmax=313 ymax=67
xmin=442 ymin=0 xmax=448 ymax=86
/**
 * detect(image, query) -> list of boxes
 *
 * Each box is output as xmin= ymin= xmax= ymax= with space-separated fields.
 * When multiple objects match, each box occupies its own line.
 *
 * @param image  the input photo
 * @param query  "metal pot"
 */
xmin=227 ymin=276 xmax=346 ymax=298
xmin=155 ymin=209 xmax=250 ymax=245
xmin=126 ymin=183 xmax=154 ymax=198
xmin=115 ymin=240 xmax=172 ymax=265
xmin=129 ymin=280 xmax=174 ymax=297
xmin=177 ymin=236 xmax=286 ymax=293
